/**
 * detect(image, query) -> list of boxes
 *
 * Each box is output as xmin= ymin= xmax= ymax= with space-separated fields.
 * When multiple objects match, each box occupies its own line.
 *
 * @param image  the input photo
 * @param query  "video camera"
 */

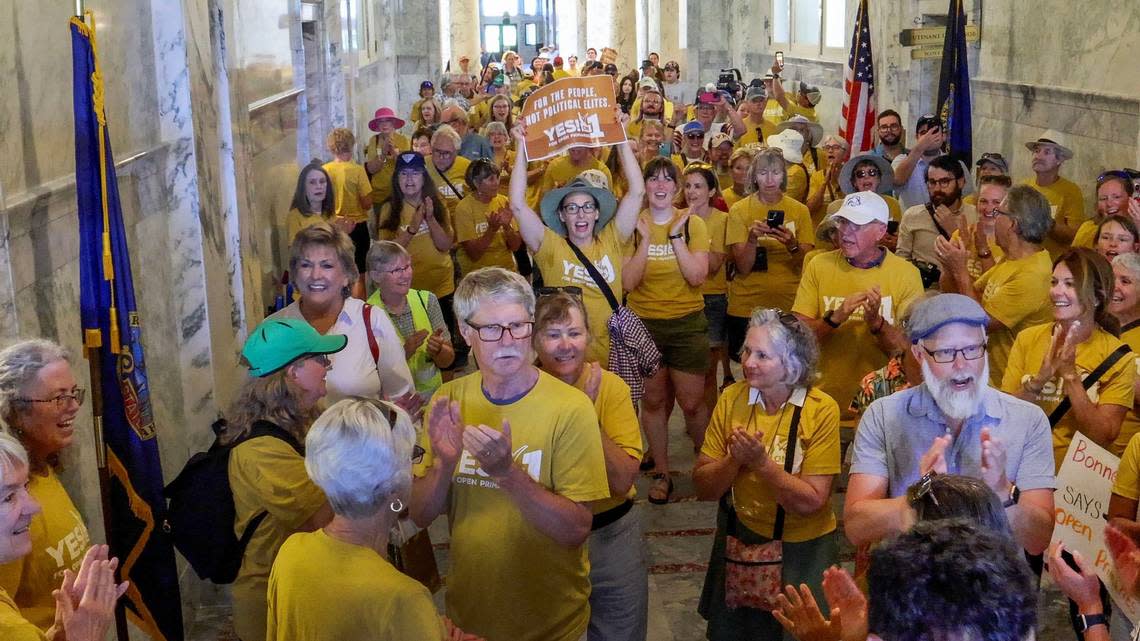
xmin=716 ymin=68 xmax=743 ymax=102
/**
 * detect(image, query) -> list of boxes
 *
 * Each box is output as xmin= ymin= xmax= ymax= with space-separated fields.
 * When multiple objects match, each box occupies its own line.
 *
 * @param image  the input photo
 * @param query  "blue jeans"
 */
xmin=587 ymin=505 xmax=648 ymax=641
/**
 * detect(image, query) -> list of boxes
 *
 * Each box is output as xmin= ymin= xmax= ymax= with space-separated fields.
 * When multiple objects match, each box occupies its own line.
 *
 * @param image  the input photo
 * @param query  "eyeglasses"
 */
xmin=560 ymin=202 xmax=598 ymax=216
xmin=465 ymin=319 xmax=534 ymax=342
xmin=379 ymin=263 xmax=412 ymax=275
xmin=15 ymin=388 xmax=87 ymax=410
xmin=877 ymin=123 xmax=901 ymax=131
xmin=854 ymin=169 xmax=881 ymax=178
xmin=926 ymin=177 xmax=957 ymax=188
xmin=920 ymin=343 xmax=986 ymax=363
xmin=536 ymin=285 xmax=583 ymax=298
xmin=370 ymin=399 xmax=425 ymax=463
xmin=822 ymin=144 xmax=845 ymax=152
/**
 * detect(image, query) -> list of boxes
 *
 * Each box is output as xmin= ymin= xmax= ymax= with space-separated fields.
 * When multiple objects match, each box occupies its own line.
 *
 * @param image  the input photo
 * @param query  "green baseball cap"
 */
xmin=242 ymin=318 xmax=348 ymax=377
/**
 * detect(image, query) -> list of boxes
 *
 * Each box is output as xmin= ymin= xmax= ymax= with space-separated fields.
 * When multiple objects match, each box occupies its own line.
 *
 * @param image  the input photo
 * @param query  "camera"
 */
xmin=716 ymin=68 xmax=743 ymax=102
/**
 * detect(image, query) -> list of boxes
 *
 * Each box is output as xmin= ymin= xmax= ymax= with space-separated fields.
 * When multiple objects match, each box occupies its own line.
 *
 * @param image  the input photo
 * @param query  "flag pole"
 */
xmin=75 ymin=0 xmax=83 ymax=17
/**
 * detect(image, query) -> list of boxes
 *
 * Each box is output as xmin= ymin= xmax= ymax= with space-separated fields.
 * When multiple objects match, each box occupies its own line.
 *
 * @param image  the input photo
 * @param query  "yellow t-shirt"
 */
xmin=267 ymin=530 xmax=445 ymax=641
xmin=785 ymin=164 xmax=810 ymax=205
xmin=701 ymin=384 xmax=840 ymax=542
xmin=453 ymin=194 xmax=518 ymax=274
xmin=1026 ymin=176 xmax=1086 ymax=257
xmin=539 ymin=157 xmax=613 ymax=200
xmin=627 ymin=210 xmax=710 ymax=319
xmin=807 ymin=170 xmax=842 ymax=223
xmin=737 ymin=119 xmax=779 ymax=146
xmin=725 ymin=195 xmax=815 ymax=317
xmin=696 ymin=209 xmax=729 ymax=296
xmin=973 ymin=250 xmax=1053 ymax=385
xmin=534 ymin=225 xmax=629 ymax=364
xmin=1113 ymin=431 xmax=1140 ymax=502
xmin=323 ymin=160 xmax=373 ymax=223
xmin=1112 ymin=323 xmax=1140 ymax=456
xmin=722 ymin=187 xmax=747 ymax=210
xmin=572 ymin=367 xmax=643 ymax=513
xmin=229 ymin=433 xmax=328 ymax=641
xmin=792 ymin=250 xmax=924 ymax=408
xmin=421 ymin=371 xmax=610 ymax=641
xmin=1073 ymin=219 xmax=1098 ymax=249
xmin=1001 ymin=324 xmax=1136 ymax=467
xmin=378 ymin=201 xmax=456 ymax=298
xmin=0 ymin=469 xmax=90 ymax=632
xmin=428 ymin=157 xmax=471 ymax=215
xmin=0 ymin=588 xmax=43 ymax=641
xmin=949 ymin=226 xmax=1006 ymax=281
xmin=285 ymin=208 xmax=331 ymax=245
xmin=364 ymin=133 xmax=412 ymax=206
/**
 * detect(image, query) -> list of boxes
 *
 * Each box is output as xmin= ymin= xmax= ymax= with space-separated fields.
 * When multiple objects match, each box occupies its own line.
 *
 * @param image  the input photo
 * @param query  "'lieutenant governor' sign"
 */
xmin=520 ymin=76 xmax=627 ymax=162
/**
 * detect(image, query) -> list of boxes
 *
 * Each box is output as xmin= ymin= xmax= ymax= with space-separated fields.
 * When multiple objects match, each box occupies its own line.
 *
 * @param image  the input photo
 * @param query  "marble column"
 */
xmin=586 ymin=0 xmax=613 ymax=57
xmin=611 ymin=0 xmax=638 ymax=71
xmin=449 ymin=0 xmax=480 ymax=69
xmin=555 ymin=0 xmax=584 ymax=58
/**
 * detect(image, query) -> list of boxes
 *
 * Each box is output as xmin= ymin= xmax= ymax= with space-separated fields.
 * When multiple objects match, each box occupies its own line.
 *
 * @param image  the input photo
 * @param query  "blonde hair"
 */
xmin=747 ymin=147 xmax=788 ymax=192
xmin=326 ymin=128 xmax=356 ymax=156
xmin=288 ymin=222 xmax=360 ymax=297
xmin=221 ymin=368 xmax=319 ymax=445
xmin=365 ymin=240 xmax=410 ymax=274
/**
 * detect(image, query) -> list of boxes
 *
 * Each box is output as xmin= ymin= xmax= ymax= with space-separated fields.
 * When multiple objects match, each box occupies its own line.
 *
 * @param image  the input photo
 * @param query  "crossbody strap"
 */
xmin=362 ymin=303 xmax=381 ymax=365
xmin=1048 ymin=344 xmax=1132 ymax=427
xmin=566 ymin=239 xmax=620 ymax=312
xmin=771 ymin=400 xmax=805 ymax=541
xmin=925 ymin=203 xmax=952 ymax=239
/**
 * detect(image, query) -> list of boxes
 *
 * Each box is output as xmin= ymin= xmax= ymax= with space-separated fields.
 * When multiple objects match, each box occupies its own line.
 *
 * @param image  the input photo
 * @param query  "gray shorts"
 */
xmin=703 ymin=294 xmax=728 ymax=347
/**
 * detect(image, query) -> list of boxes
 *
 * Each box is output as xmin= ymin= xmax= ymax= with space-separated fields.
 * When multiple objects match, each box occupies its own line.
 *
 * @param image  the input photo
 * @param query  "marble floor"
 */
xmin=187 ymin=388 xmax=1075 ymax=641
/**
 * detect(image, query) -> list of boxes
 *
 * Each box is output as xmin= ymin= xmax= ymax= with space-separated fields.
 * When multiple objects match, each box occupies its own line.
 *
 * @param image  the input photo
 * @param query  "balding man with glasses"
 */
xmin=844 ymin=293 xmax=1055 ymax=555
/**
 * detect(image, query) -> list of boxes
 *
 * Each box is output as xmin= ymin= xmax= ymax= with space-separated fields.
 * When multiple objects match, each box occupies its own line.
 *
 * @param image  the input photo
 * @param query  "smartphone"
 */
xmin=775 ymin=51 xmax=785 ymax=68
xmin=887 ymin=220 xmax=900 ymax=235
xmin=767 ymin=210 xmax=785 ymax=228
xmin=658 ymin=142 xmax=673 ymax=157
xmin=753 ymin=246 xmax=769 ymax=272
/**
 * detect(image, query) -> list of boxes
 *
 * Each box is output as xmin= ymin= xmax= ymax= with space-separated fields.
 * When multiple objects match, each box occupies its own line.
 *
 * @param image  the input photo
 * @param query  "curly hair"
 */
xmin=868 ymin=519 xmax=1036 ymax=641
xmin=326 ymin=128 xmax=355 ymax=156
xmin=221 ymin=367 xmax=319 ymax=446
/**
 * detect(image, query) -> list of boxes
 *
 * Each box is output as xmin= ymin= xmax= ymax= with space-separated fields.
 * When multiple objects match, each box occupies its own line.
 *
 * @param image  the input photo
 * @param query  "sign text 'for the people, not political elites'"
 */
xmin=521 ymin=76 xmax=627 ymax=162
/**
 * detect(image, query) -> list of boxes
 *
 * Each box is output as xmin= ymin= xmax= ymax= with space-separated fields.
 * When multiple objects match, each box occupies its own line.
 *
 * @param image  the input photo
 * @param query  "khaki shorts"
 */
xmin=639 ymin=310 xmax=711 ymax=375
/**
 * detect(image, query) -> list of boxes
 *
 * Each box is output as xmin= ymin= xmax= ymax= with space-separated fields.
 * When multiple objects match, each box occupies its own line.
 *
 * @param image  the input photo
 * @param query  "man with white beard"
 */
xmin=843 ymin=293 xmax=1056 ymax=555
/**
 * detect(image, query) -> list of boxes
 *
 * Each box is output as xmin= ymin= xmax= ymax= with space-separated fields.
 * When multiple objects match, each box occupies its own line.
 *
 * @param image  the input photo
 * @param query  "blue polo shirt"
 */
xmin=851 ymin=384 xmax=1055 ymax=497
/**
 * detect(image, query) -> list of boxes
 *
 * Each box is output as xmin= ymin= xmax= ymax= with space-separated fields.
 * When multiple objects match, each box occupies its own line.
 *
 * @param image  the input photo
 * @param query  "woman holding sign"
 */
xmin=508 ymin=112 xmax=645 ymax=367
xmin=624 ymin=157 xmax=711 ymax=503
xmin=1003 ymin=248 xmax=1135 ymax=468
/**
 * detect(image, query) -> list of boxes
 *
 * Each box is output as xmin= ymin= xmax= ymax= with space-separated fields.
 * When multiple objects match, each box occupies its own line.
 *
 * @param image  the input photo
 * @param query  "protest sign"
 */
xmin=519 ymin=76 xmax=627 ymax=162
xmin=600 ymin=47 xmax=618 ymax=66
xmin=1052 ymin=433 xmax=1140 ymax=622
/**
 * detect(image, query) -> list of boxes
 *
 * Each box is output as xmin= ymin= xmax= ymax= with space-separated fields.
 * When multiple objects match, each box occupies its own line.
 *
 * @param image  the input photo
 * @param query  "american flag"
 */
xmin=839 ymin=0 xmax=876 ymax=154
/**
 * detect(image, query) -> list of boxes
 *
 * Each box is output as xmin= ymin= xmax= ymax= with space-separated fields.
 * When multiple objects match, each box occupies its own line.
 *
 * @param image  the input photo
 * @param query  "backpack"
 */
xmin=163 ymin=418 xmax=302 ymax=584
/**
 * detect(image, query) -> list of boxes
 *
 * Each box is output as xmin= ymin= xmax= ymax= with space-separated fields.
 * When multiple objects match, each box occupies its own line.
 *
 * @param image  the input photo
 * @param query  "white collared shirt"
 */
xmin=270 ymin=297 xmax=415 ymax=402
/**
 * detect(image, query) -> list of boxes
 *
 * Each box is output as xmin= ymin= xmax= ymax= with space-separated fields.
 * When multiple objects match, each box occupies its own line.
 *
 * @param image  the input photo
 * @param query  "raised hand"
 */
xmin=821 ymin=566 xmax=868 ymax=641
xmin=584 ymin=362 xmax=603 ymax=403
xmin=428 ymin=397 xmax=465 ymax=467
xmin=979 ymin=428 xmax=1010 ymax=496
xmin=773 ymin=583 xmax=840 ymax=641
xmin=404 ymin=329 xmax=430 ymax=359
xmin=426 ymin=328 xmax=447 ymax=358
xmin=462 ymin=420 xmax=515 ymax=478
xmin=727 ymin=428 xmax=770 ymax=473
xmin=919 ymin=434 xmax=952 ymax=475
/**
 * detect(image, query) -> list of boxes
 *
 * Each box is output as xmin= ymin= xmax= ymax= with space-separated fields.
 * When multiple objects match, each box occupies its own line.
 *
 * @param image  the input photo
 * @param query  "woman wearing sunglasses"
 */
xmin=0 ymin=340 xmax=92 ymax=632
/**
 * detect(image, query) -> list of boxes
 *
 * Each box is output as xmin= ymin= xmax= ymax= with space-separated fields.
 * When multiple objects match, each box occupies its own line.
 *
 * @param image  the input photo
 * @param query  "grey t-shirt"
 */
xmin=850 ymin=384 xmax=1055 ymax=497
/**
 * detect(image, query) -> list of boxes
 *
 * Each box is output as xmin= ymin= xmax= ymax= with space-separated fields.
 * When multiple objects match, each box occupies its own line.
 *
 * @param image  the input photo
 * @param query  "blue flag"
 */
xmin=936 ymin=0 xmax=973 ymax=166
xmin=72 ymin=14 xmax=184 ymax=641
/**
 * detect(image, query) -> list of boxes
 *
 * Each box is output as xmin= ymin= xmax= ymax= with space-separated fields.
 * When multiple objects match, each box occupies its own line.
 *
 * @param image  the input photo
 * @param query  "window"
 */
xmin=525 ymin=23 xmax=537 ymax=45
xmin=484 ymin=25 xmax=502 ymax=53
xmin=772 ymin=0 xmax=845 ymax=58
xmin=482 ymin=0 xmax=515 ymax=18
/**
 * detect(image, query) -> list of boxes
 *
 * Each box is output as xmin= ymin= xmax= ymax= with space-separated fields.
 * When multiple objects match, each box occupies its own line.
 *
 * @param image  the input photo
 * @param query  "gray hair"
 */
xmin=746 ymin=308 xmax=819 ymax=388
xmin=482 ymin=121 xmax=508 ymax=139
xmin=431 ymin=124 xmax=462 ymax=149
xmin=365 ymin=240 xmax=410 ymax=273
xmin=0 ymin=339 xmax=70 ymax=430
xmin=1114 ymin=252 xmax=1140 ymax=280
xmin=454 ymin=267 xmax=535 ymax=325
xmin=305 ymin=398 xmax=416 ymax=519
xmin=1004 ymin=185 xmax=1054 ymax=245
xmin=0 ymin=433 xmax=29 ymax=480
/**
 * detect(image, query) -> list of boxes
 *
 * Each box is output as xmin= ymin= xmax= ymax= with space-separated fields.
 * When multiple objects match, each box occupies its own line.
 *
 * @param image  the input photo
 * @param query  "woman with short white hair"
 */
xmin=693 ymin=308 xmax=841 ymax=641
xmin=266 ymin=398 xmax=465 ymax=641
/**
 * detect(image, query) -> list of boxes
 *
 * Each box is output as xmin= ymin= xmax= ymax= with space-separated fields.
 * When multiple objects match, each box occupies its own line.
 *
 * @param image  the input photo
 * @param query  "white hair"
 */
xmin=0 ymin=433 xmax=29 ymax=479
xmin=0 ymin=339 xmax=70 ymax=430
xmin=304 ymin=398 xmax=416 ymax=519
xmin=1114 ymin=253 xmax=1140 ymax=280
xmin=746 ymin=308 xmax=819 ymax=388
xmin=454 ymin=267 xmax=536 ymax=325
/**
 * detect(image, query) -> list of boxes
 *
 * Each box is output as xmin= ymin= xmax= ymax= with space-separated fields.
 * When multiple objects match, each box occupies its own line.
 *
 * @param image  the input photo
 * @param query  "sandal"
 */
xmin=639 ymin=453 xmax=656 ymax=472
xmin=648 ymin=473 xmax=673 ymax=505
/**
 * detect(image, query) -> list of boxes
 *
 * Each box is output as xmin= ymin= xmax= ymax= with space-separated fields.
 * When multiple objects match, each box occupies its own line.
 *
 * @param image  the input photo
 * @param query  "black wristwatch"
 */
xmin=1003 ymin=483 xmax=1021 ymax=508
xmin=1076 ymin=613 xmax=1107 ymax=633
xmin=823 ymin=310 xmax=841 ymax=328
xmin=668 ymin=232 xmax=684 ymax=240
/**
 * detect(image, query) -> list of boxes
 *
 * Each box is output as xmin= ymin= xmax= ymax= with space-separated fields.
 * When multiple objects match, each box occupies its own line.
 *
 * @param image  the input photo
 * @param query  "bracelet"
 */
xmin=668 ymin=233 xmax=685 ymax=241
xmin=1021 ymin=378 xmax=1044 ymax=396
xmin=823 ymin=310 xmax=842 ymax=329
xmin=787 ymin=243 xmax=801 ymax=254
xmin=869 ymin=317 xmax=885 ymax=335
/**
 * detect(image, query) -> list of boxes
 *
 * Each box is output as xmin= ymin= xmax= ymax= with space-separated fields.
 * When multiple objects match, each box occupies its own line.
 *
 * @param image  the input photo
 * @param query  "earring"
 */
xmin=389 ymin=498 xmax=405 ymax=513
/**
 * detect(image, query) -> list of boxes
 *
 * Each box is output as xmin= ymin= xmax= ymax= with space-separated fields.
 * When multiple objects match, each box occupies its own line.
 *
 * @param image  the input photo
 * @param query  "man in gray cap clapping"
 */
xmin=843 ymin=293 xmax=1056 ymax=555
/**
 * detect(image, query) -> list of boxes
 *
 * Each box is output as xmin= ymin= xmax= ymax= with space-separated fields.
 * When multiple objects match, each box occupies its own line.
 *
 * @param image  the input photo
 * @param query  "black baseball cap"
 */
xmin=916 ymin=113 xmax=943 ymax=131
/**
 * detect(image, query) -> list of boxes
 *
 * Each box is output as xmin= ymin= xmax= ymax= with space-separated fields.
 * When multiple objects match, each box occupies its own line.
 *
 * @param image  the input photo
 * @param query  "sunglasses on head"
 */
xmin=536 ymin=285 xmax=583 ymax=298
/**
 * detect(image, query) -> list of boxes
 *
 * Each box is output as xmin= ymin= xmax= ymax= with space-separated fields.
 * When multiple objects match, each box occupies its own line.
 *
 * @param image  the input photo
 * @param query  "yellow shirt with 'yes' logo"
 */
xmin=973 ymin=250 xmax=1053 ymax=386
xmin=627 ymin=211 xmax=710 ymax=319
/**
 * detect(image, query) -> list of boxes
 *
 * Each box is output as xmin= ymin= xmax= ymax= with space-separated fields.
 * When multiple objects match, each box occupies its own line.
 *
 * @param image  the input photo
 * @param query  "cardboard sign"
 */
xmin=1051 ymin=433 xmax=1140 ymax=622
xmin=600 ymin=47 xmax=618 ymax=66
xmin=519 ymin=76 xmax=627 ymax=162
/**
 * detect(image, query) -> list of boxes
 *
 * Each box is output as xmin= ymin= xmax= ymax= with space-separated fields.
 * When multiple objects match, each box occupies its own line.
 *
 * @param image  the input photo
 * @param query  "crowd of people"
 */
xmin=6 ymin=42 xmax=1140 ymax=641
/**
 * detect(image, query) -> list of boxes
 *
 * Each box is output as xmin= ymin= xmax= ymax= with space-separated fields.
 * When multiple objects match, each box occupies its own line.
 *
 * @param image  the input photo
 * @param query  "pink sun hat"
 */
xmin=368 ymin=107 xmax=406 ymax=132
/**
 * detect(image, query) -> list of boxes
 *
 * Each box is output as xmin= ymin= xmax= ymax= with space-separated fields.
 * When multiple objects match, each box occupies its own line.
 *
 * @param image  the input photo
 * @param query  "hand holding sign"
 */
xmin=520 ymin=76 xmax=627 ymax=162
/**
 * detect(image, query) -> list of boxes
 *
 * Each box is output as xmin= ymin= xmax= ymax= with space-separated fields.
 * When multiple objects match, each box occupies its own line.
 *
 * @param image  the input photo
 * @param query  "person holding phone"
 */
xmin=724 ymin=148 xmax=815 ymax=358
xmin=892 ymin=114 xmax=950 ymax=210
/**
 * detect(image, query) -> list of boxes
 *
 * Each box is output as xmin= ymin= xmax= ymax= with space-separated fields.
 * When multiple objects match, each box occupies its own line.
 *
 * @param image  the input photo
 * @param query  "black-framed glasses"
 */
xmin=920 ymin=343 xmax=986 ymax=363
xmin=536 ymin=285 xmax=583 ymax=298
xmin=15 ymin=388 xmax=87 ymax=410
xmin=854 ymin=169 xmax=881 ymax=178
xmin=560 ymin=202 xmax=598 ymax=216
xmin=369 ymin=399 xmax=425 ymax=463
xmin=465 ymin=319 xmax=534 ymax=342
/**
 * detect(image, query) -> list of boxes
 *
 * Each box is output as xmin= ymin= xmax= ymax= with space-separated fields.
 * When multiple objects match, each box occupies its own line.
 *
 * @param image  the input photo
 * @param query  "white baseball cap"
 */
xmin=831 ymin=191 xmax=889 ymax=225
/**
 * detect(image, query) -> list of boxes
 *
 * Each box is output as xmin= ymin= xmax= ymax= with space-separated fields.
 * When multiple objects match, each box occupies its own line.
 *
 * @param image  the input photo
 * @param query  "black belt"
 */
xmin=591 ymin=499 xmax=633 ymax=531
